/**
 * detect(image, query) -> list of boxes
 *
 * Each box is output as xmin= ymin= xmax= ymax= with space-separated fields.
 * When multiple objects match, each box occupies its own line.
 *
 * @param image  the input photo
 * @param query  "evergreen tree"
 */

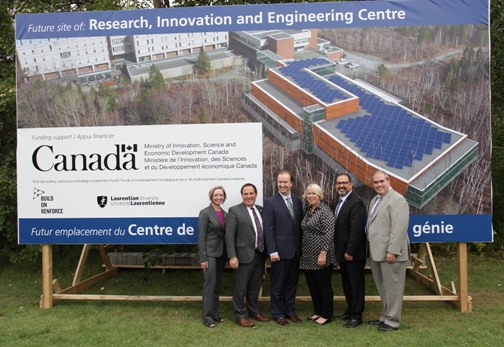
xmin=98 ymin=83 xmax=118 ymax=110
xmin=376 ymin=64 xmax=389 ymax=78
xmin=196 ymin=46 xmax=211 ymax=76
xmin=148 ymin=65 xmax=166 ymax=89
xmin=199 ymin=106 xmax=210 ymax=123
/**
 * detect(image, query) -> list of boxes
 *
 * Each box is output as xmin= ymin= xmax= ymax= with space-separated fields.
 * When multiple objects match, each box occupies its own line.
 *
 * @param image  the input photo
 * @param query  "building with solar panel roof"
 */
xmin=242 ymin=57 xmax=478 ymax=208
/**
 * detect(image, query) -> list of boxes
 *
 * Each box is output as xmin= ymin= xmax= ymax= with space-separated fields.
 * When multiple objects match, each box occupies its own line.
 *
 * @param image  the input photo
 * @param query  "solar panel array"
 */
xmin=279 ymin=58 xmax=348 ymax=104
xmin=328 ymin=75 xmax=453 ymax=170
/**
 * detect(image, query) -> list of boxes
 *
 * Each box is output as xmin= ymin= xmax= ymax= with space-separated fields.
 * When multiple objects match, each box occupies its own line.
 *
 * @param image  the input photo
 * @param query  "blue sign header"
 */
xmin=16 ymin=0 xmax=489 ymax=40
xmin=19 ymin=217 xmax=199 ymax=244
xmin=19 ymin=214 xmax=492 ymax=244
xmin=409 ymin=214 xmax=493 ymax=243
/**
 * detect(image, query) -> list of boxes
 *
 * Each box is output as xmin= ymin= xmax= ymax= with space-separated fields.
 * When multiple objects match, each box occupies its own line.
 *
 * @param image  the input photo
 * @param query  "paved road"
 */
xmin=340 ymin=49 xmax=469 ymax=72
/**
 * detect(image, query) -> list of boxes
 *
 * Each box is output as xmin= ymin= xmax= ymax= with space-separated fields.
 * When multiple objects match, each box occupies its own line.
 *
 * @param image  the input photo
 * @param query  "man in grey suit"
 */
xmin=225 ymin=183 xmax=270 ymax=327
xmin=367 ymin=170 xmax=410 ymax=332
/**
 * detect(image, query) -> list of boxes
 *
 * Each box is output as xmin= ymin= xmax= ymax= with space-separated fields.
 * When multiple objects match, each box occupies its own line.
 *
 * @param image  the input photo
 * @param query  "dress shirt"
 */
xmin=335 ymin=191 xmax=351 ymax=217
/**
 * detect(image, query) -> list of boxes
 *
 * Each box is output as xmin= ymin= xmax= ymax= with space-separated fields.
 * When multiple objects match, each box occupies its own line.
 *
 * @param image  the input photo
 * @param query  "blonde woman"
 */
xmin=301 ymin=183 xmax=336 ymax=325
xmin=198 ymin=185 xmax=227 ymax=328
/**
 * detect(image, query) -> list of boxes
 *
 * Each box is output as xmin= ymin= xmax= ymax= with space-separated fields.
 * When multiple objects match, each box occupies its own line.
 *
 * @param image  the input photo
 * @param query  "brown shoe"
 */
xmin=236 ymin=318 xmax=255 ymax=327
xmin=276 ymin=317 xmax=289 ymax=326
xmin=251 ymin=314 xmax=270 ymax=322
xmin=288 ymin=315 xmax=302 ymax=323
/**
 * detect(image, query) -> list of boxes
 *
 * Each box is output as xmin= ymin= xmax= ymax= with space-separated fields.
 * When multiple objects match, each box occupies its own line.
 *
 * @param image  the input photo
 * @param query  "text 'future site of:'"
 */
xmin=15 ymin=1 xmax=492 ymax=245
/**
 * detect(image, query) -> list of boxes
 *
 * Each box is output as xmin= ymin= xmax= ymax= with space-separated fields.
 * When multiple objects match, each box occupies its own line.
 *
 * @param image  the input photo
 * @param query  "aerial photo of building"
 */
xmin=230 ymin=29 xmax=344 ymax=72
xmin=17 ymin=32 xmax=235 ymax=84
xmin=242 ymin=57 xmax=477 ymax=208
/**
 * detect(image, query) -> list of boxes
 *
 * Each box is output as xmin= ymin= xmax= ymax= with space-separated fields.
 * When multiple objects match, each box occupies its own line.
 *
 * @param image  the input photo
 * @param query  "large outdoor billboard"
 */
xmin=16 ymin=0 xmax=492 ymax=244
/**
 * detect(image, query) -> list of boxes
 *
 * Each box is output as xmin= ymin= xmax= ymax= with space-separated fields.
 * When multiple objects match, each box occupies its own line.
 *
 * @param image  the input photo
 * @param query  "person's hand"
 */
xmin=317 ymin=252 xmax=326 ymax=267
xmin=270 ymin=254 xmax=280 ymax=262
xmin=201 ymin=262 xmax=209 ymax=271
xmin=229 ymin=257 xmax=239 ymax=269
xmin=386 ymin=252 xmax=396 ymax=264
xmin=344 ymin=253 xmax=353 ymax=261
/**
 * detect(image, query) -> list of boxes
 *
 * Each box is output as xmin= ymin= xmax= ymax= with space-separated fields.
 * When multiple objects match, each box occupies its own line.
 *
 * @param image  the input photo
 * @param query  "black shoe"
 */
xmin=367 ymin=319 xmax=383 ymax=326
xmin=379 ymin=323 xmax=399 ymax=332
xmin=343 ymin=318 xmax=363 ymax=328
xmin=288 ymin=315 xmax=303 ymax=323
xmin=276 ymin=317 xmax=288 ymax=326
xmin=336 ymin=313 xmax=351 ymax=320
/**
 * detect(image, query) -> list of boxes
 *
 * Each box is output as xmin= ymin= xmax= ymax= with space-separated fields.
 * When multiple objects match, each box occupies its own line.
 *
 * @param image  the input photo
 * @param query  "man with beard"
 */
xmin=333 ymin=173 xmax=367 ymax=328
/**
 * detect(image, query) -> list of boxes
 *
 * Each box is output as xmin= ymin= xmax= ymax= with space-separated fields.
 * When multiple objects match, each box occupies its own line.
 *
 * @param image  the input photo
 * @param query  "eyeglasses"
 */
xmin=336 ymin=181 xmax=350 ymax=185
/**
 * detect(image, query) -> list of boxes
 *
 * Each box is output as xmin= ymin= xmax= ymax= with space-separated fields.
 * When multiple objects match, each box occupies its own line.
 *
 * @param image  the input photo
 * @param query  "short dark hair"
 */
xmin=373 ymin=170 xmax=389 ymax=180
xmin=336 ymin=173 xmax=352 ymax=183
xmin=278 ymin=169 xmax=293 ymax=182
xmin=241 ymin=183 xmax=257 ymax=194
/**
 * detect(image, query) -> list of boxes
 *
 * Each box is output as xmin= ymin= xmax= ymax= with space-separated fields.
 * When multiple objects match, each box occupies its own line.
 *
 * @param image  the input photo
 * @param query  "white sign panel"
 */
xmin=18 ymin=123 xmax=262 ymax=244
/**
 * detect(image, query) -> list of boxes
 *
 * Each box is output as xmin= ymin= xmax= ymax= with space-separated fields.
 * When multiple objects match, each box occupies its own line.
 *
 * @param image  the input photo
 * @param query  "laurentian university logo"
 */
xmin=97 ymin=196 xmax=108 ymax=208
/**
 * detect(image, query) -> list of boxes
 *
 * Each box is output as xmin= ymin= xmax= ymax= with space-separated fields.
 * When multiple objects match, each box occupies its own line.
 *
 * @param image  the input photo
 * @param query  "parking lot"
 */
xmin=54 ymin=71 xmax=114 ymax=87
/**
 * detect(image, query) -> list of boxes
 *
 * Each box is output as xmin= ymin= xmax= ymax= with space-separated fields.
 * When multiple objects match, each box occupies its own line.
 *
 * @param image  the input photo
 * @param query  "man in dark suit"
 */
xmin=367 ymin=170 xmax=410 ymax=332
xmin=333 ymin=173 xmax=367 ymax=328
xmin=263 ymin=170 xmax=304 ymax=326
xmin=225 ymin=183 xmax=270 ymax=327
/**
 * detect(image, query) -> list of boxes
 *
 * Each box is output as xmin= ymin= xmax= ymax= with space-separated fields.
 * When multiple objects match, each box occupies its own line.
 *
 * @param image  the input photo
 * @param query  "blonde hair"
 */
xmin=208 ymin=185 xmax=227 ymax=203
xmin=303 ymin=183 xmax=324 ymax=200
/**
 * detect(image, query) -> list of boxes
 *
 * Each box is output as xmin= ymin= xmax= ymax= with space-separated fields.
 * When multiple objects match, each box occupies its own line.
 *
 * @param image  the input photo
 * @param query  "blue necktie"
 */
xmin=335 ymin=198 xmax=343 ymax=218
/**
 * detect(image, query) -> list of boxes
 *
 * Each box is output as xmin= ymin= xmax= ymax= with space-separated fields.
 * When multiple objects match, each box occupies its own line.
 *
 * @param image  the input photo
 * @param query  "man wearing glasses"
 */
xmin=366 ymin=170 xmax=410 ymax=332
xmin=333 ymin=173 xmax=367 ymax=328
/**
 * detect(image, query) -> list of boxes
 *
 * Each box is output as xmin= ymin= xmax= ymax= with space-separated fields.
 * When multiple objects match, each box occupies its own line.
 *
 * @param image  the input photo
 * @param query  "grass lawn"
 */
xmin=1 ymin=248 xmax=503 ymax=347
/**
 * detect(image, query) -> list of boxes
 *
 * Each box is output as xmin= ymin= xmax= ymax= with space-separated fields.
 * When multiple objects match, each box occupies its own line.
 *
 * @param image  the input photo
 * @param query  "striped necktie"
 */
xmin=286 ymin=197 xmax=294 ymax=218
xmin=251 ymin=208 xmax=264 ymax=252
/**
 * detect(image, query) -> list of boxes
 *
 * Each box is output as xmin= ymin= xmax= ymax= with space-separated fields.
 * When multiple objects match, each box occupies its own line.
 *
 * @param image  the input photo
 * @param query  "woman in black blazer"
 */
xmin=198 ymin=185 xmax=227 ymax=328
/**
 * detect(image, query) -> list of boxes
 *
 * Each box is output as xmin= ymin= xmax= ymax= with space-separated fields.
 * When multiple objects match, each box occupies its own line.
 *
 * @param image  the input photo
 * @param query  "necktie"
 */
xmin=335 ymin=198 xmax=343 ymax=218
xmin=286 ymin=197 xmax=294 ymax=218
xmin=251 ymin=208 xmax=264 ymax=252
xmin=366 ymin=196 xmax=383 ymax=239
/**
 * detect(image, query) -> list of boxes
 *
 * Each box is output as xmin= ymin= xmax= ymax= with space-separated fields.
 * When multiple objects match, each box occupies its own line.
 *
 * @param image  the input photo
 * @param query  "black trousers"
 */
xmin=339 ymin=260 xmax=366 ymax=319
xmin=304 ymin=265 xmax=334 ymax=319
xmin=270 ymin=256 xmax=300 ymax=319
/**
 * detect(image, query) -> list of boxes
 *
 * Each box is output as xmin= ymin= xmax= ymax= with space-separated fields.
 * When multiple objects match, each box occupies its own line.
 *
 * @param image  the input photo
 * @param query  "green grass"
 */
xmin=1 ymin=249 xmax=503 ymax=347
